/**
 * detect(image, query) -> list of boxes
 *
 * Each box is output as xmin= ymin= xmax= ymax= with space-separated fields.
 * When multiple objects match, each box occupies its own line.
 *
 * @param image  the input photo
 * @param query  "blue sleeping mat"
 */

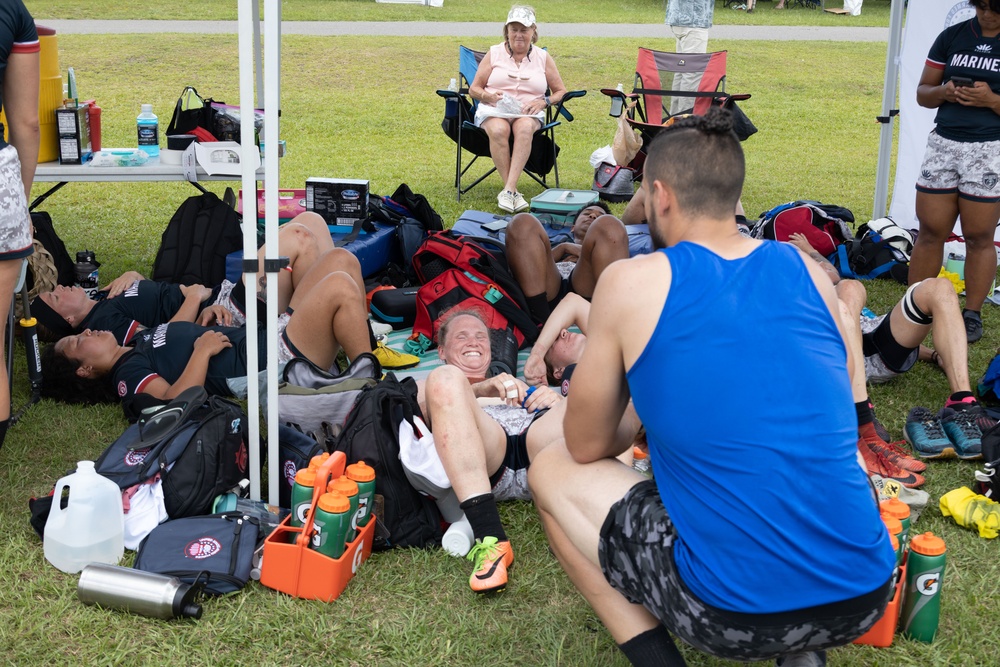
xmin=450 ymin=210 xmax=653 ymax=257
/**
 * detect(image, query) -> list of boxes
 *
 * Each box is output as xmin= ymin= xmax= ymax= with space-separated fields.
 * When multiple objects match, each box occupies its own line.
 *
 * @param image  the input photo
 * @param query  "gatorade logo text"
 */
xmin=185 ymin=537 xmax=222 ymax=560
xmin=916 ymin=572 xmax=940 ymax=596
xmin=352 ymin=542 xmax=364 ymax=574
xmin=124 ymin=447 xmax=150 ymax=467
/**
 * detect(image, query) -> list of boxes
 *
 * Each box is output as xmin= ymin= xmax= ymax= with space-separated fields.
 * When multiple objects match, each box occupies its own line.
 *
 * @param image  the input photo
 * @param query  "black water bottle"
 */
xmin=74 ymin=250 xmax=100 ymax=300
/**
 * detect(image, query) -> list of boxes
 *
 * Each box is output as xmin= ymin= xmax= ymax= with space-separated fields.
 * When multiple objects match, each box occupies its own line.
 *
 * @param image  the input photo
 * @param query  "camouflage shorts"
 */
xmin=916 ymin=131 xmax=1000 ymax=203
xmin=0 ymin=146 xmax=33 ymax=260
xmin=598 ymin=480 xmax=892 ymax=661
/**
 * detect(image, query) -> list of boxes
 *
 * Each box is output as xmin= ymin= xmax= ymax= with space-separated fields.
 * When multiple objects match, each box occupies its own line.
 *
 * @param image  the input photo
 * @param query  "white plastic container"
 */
xmin=44 ymin=461 xmax=124 ymax=574
xmin=441 ymin=514 xmax=475 ymax=558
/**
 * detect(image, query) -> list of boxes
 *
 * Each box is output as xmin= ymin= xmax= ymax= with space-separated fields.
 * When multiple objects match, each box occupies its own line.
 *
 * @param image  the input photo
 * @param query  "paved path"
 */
xmin=40 ymin=20 xmax=888 ymax=41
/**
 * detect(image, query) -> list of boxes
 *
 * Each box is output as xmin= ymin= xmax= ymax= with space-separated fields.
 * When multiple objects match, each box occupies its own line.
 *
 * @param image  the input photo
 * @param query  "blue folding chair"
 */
xmin=436 ymin=45 xmax=586 ymax=201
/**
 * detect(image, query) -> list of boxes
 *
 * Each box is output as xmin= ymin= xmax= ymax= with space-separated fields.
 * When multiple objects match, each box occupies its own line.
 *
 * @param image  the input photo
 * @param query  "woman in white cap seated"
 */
xmin=469 ymin=4 xmax=568 ymax=214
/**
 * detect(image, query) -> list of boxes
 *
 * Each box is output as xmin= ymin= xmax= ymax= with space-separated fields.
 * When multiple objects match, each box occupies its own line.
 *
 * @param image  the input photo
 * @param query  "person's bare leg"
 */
xmin=288 ymin=248 xmax=365 ymax=313
xmin=258 ymin=212 xmax=336 ymax=312
xmin=909 ymin=192 xmax=958 ymax=288
xmin=282 ymin=271 xmax=370 ymax=368
xmin=423 ymin=365 xmax=509 ymax=502
xmin=506 ymin=213 xmax=567 ymax=302
xmin=504 ymin=117 xmax=537 ymax=193
xmin=958 ymin=198 xmax=1000 ymax=312
xmin=570 ymin=216 xmax=630 ymax=297
xmin=481 ymin=117 xmax=513 ymax=186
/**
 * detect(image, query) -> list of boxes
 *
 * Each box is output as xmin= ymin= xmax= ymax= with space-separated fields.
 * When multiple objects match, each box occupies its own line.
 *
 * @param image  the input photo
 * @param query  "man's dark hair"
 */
xmin=970 ymin=0 xmax=1000 ymax=13
xmin=644 ymin=107 xmax=745 ymax=219
xmin=574 ymin=200 xmax=611 ymax=221
xmin=40 ymin=344 xmax=118 ymax=405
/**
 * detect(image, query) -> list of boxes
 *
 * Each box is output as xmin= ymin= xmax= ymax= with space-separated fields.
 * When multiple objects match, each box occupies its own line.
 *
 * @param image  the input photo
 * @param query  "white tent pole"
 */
xmin=237 ymin=0 xmax=262 ymax=500
xmin=872 ymin=0 xmax=906 ymax=221
xmin=264 ymin=0 xmax=282 ymax=505
xmin=252 ymin=0 xmax=264 ymax=110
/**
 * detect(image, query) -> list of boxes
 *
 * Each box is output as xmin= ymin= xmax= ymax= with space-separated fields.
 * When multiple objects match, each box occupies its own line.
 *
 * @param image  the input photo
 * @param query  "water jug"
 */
xmin=78 ymin=563 xmax=203 ymax=620
xmin=44 ymin=461 xmax=124 ymax=574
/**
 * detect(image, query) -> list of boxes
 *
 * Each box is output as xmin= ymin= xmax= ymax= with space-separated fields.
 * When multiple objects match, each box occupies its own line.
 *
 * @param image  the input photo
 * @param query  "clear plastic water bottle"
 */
xmin=610 ymin=83 xmax=625 ymax=117
xmin=137 ymin=103 xmax=159 ymax=157
xmin=447 ymin=78 xmax=458 ymax=92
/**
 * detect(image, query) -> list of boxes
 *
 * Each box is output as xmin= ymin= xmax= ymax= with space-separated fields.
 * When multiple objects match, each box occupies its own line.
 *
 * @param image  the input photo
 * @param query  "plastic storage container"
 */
xmin=44 ymin=461 xmax=124 ymax=574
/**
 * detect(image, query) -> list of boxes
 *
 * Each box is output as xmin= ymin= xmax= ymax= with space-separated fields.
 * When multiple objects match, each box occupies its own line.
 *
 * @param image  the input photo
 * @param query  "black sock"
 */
xmin=0 ymin=419 xmax=9 ymax=451
xmin=460 ymin=493 xmax=507 ymax=542
xmin=618 ymin=626 xmax=687 ymax=667
xmin=855 ymin=400 xmax=873 ymax=427
xmin=525 ymin=293 xmax=551 ymax=325
xmin=367 ymin=319 xmax=378 ymax=350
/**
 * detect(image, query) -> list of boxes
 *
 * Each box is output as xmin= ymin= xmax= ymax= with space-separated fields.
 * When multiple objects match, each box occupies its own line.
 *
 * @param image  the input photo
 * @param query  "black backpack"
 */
xmin=95 ymin=387 xmax=251 ymax=519
xmin=152 ymin=192 xmax=244 ymax=287
xmin=829 ymin=236 xmax=908 ymax=283
xmin=331 ymin=374 xmax=443 ymax=550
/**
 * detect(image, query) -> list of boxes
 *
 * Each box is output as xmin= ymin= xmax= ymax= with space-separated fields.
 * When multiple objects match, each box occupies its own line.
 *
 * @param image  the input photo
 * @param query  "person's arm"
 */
xmin=3 ymin=50 xmax=40 ymax=200
xmin=138 ymin=330 xmax=232 ymax=400
xmin=551 ymin=242 xmax=581 ymax=263
xmin=788 ymin=233 xmax=840 ymax=286
xmin=916 ymin=64 xmax=953 ymax=109
xmin=524 ymin=293 xmax=590 ymax=385
xmin=953 ymin=79 xmax=1000 ymax=114
xmin=620 ymin=189 xmax=646 ymax=226
xmin=563 ymin=261 xmax=635 ymax=463
xmin=542 ymin=54 xmax=568 ymax=107
xmin=168 ymin=284 xmax=213 ymax=323
xmin=102 ymin=271 xmax=146 ymax=299
xmin=469 ymin=51 xmax=501 ymax=106
xmin=801 ymin=254 xmax=856 ymax=388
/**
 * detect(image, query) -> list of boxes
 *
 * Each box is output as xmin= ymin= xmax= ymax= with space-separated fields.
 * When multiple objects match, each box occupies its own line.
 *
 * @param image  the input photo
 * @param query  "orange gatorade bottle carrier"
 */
xmin=260 ymin=452 xmax=376 ymax=602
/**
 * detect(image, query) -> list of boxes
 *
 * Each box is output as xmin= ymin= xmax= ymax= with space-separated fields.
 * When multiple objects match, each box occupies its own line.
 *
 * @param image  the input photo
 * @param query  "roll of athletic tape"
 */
xmin=166 ymin=134 xmax=197 ymax=150
xmin=159 ymin=148 xmax=182 ymax=165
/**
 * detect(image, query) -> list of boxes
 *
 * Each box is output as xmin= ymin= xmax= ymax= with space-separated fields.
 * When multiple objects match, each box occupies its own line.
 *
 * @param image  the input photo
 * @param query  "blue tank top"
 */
xmin=627 ymin=241 xmax=894 ymax=614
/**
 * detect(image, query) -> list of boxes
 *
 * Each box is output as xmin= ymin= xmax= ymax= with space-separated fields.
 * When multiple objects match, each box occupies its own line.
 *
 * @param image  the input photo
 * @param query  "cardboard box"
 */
xmin=306 ymin=178 xmax=369 ymax=229
xmin=55 ymin=105 xmax=91 ymax=164
xmin=237 ymin=188 xmax=306 ymax=223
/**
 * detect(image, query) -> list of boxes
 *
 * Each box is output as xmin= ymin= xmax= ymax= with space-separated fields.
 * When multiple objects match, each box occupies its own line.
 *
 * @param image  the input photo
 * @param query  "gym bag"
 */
xmin=591 ymin=162 xmax=635 ymax=203
xmin=331 ymin=374 xmax=443 ymax=550
xmin=276 ymin=353 xmax=381 ymax=449
xmin=828 ymin=236 xmax=908 ymax=283
xmin=134 ymin=512 xmax=261 ymax=596
xmin=751 ymin=202 xmax=854 ymax=257
xmin=857 ymin=217 xmax=914 ymax=262
xmin=94 ymin=387 xmax=251 ymax=519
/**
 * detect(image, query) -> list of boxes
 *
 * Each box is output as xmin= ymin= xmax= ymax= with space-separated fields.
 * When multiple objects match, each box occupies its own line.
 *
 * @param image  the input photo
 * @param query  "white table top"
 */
xmin=34 ymin=158 xmax=262 ymax=183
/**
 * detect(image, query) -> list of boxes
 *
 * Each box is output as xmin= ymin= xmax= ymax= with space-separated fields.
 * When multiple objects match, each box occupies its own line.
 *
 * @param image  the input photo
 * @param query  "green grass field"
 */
xmin=2 ymin=6 xmax=998 ymax=667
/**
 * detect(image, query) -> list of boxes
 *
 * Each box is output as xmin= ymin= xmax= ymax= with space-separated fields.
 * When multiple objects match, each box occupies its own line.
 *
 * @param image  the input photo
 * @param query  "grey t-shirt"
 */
xmin=665 ymin=0 xmax=715 ymax=29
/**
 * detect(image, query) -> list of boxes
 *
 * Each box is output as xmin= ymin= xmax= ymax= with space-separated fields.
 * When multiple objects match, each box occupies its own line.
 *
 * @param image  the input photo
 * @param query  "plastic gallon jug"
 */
xmin=44 ymin=461 xmax=124 ymax=574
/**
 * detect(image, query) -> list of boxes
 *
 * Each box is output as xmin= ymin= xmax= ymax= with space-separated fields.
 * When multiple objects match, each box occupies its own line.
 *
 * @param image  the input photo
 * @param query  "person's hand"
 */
xmin=524 ymin=352 xmax=547 ymax=387
xmin=954 ymin=81 xmax=997 ymax=109
xmin=552 ymin=242 xmax=581 ymax=264
xmin=194 ymin=330 xmax=232 ymax=357
xmin=180 ymin=283 xmax=212 ymax=302
xmin=197 ymin=305 xmax=233 ymax=327
xmin=522 ymin=384 xmax=561 ymax=412
xmin=942 ymin=80 xmax=963 ymax=104
xmin=102 ymin=271 xmax=144 ymax=299
xmin=482 ymin=373 xmax=528 ymax=406
xmin=788 ymin=232 xmax=816 ymax=254
xmin=522 ymin=97 xmax=547 ymax=116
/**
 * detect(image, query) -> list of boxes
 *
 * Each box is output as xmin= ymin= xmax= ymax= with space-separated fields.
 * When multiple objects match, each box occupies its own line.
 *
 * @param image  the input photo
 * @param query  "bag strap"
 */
xmin=594 ymin=164 xmax=622 ymax=189
xmin=834 ymin=244 xmax=857 ymax=279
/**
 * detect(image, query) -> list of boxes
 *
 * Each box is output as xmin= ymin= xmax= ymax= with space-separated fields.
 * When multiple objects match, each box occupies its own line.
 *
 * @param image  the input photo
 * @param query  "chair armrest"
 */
xmin=436 ymin=90 xmax=462 ymax=99
xmin=554 ymin=89 xmax=587 ymax=122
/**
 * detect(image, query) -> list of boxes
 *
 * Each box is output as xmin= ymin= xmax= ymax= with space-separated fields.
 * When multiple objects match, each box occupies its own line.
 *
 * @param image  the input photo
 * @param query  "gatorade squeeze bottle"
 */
xmin=900 ymin=532 xmax=947 ymax=642
xmin=882 ymin=516 xmax=903 ymax=566
xmin=881 ymin=498 xmax=911 ymax=545
xmin=308 ymin=453 xmax=330 ymax=471
xmin=346 ymin=461 xmax=376 ymax=527
xmin=311 ymin=492 xmax=352 ymax=559
xmin=328 ymin=476 xmax=360 ymax=532
xmin=290 ymin=468 xmax=317 ymax=529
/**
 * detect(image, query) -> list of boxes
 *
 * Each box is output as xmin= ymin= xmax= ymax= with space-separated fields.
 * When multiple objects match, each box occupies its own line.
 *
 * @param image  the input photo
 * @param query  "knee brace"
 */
xmin=901 ymin=281 xmax=933 ymax=327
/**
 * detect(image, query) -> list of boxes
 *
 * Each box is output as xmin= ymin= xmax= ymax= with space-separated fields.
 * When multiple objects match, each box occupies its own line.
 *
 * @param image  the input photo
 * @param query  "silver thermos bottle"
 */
xmin=78 ymin=564 xmax=204 ymax=620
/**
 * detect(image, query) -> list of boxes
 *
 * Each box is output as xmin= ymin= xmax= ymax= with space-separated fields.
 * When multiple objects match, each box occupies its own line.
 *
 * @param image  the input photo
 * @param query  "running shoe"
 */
xmin=864 ymin=437 xmax=927 ymax=473
xmin=965 ymin=310 xmax=983 ymax=344
xmin=369 ymin=319 xmax=393 ymax=338
xmin=467 ymin=536 xmax=514 ymax=594
xmin=904 ymin=407 xmax=955 ymax=459
xmin=940 ymin=406 xmax=983 ymax=460
xmin=869 ymin=401 xmax=891 ymax=443
xmin=373 ymin=341 xmax=420 ymax=370
xmin=857 ymin=437 xmax=925 ymax=488
xmin=497 ymin=190 xmax=516 ymax=214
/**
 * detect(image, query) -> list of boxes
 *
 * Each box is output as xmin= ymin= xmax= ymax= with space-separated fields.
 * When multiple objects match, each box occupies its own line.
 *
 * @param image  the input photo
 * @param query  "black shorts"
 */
xmin=599 ymin=480 xmax=893 ymax=661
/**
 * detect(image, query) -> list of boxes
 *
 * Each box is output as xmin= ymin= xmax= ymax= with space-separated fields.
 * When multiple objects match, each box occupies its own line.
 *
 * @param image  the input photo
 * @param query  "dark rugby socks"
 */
xmin=855 ymin=400 xmax=874 ymax=428
xmin=460 ymin=493 xmax=507 ymax=542
xmin=618 ymin=626 xmax=687 ymax=667
xmin=525 ymin=293 xmax=550 ymax=325
xmin=0 ymin=419 xmax=8 ymax=451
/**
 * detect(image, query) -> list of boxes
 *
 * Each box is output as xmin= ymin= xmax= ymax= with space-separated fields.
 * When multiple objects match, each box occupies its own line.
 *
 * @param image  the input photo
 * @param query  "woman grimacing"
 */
xmin=908 ymin=0 xmax=1000 ymax=343
xmin=469 ymin=5 xmax=567 ymax=215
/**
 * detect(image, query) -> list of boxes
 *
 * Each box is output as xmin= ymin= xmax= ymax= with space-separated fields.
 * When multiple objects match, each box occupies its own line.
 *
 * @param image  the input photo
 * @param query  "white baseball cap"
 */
xmin=506 ymin=7 xmax=536 ymax=27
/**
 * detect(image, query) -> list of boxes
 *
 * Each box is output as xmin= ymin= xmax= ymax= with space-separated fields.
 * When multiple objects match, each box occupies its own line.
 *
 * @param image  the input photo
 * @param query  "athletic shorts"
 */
xmin=276 ymin=311 xmax=295 ymax=364
xmin=599 ymin=480 xmax=893 ymax=662
xmin=0 ymin=145 xmax=34 ymax=261
xmin=485 ymin=407 xmax=543 ymax=502
xmin=861 ymin=314 xmax=917 ymax=384
xmin=916 ymin=131 xmax=1000 ymax=204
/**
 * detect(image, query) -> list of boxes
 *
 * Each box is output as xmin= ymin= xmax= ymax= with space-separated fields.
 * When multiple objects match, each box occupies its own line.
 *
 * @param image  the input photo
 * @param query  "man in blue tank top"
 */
xmin=529 ymin=108 xmax=895 ymax=667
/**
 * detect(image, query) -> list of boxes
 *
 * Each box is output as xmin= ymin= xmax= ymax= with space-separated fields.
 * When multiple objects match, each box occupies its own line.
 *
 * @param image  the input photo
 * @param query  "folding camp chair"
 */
xmin=436 ymin=45 xmax=586 ymax=201
xmin=601 ymin=48 xmax=750 ymax=180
